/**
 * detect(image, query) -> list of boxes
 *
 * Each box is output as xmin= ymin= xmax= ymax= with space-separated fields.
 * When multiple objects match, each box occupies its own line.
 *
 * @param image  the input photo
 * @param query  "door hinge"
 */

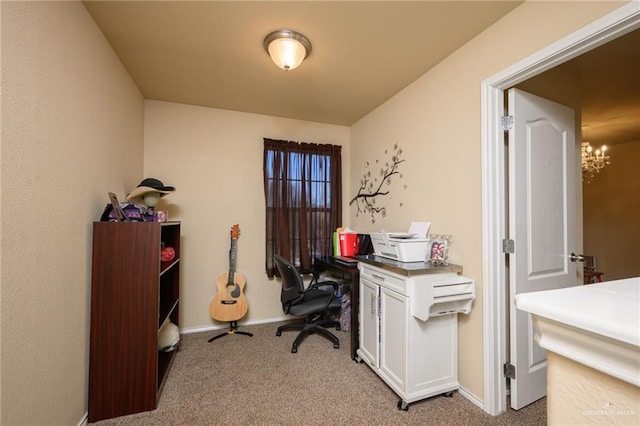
xmin=502 ymin=239 xmax=515 ymax=254
xmin=504 ymin=362 xmax=516 ymax=380
xmin=501 ymin=115 xmax=514 ymax=131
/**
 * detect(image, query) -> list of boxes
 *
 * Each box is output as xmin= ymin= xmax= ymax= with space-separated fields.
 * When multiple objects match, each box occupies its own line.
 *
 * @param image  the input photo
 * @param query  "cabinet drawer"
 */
xmin=359 ymin=264 xmax=406 ymax=294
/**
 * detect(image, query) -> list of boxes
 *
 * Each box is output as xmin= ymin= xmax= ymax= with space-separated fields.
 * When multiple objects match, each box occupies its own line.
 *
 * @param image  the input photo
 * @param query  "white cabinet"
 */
xmin=357 ymin=258 xmax=475 ymax=410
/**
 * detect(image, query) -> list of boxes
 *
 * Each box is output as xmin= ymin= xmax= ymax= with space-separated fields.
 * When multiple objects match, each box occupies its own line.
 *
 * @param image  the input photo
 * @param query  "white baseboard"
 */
xmin=179 ymin=316 xmax=291 ymax=334
xmin=458 ymin=385 xmax=485 ymax=412
xmin=78 ymin=413 xmax=88 ymax=426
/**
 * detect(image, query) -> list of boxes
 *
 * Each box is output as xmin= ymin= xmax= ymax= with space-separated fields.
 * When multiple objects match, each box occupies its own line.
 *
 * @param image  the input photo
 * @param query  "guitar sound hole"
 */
xmin=228 ymin=283 xmax=240 ymax=298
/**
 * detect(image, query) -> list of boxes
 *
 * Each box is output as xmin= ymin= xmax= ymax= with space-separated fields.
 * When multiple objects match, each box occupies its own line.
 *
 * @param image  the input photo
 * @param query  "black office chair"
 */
xmin=273 ymin=254 xmax=342 ymax=353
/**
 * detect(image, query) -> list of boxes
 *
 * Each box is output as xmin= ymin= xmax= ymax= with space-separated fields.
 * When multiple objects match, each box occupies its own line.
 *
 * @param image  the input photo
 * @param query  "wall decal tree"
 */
xmin=350 ymin=144 xmax=406 ymax=224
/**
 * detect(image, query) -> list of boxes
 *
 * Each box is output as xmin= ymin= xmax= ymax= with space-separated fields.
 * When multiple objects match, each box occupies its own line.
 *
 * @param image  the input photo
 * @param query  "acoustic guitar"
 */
xmin=209 ymin=224 xmax=248 ymax=322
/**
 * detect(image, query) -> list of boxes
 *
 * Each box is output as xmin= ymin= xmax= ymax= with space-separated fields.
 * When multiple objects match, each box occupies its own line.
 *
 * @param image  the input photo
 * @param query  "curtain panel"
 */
xmin=263 ymin=138 xmax=342 ymax=277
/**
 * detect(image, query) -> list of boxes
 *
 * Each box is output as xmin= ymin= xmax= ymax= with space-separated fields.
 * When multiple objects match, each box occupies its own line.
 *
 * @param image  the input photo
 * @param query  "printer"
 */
xmin=370 ymin=221 xmax=431 ymax=262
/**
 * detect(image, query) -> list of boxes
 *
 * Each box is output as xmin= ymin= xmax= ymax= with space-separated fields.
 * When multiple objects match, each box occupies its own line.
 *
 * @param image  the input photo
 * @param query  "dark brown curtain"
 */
xmin=263 ymin=138 xmax=342 ymax=277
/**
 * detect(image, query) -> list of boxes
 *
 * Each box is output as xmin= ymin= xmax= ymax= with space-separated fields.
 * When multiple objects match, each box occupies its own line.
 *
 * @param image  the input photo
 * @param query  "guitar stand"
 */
xmin=208 ymin=321 xmax=253 ymax=343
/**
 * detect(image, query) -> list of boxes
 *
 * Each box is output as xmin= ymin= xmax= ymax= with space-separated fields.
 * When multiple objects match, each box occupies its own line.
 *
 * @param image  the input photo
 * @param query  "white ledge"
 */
xmin=515 ymin=278 xmax=640 ymax=387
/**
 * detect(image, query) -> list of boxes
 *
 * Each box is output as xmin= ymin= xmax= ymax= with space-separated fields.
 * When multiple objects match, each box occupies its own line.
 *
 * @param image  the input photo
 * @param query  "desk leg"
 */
xmin=312 ymin=258 xmax=360 ymax=360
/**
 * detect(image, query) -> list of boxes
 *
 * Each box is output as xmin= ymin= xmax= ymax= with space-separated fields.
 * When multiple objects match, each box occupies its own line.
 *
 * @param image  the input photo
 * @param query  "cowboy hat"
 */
xmin=126 ymin=178 xmax=175 ymax=203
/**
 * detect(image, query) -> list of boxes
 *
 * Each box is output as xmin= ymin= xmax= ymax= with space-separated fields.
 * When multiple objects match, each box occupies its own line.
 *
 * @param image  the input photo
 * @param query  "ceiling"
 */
xmin=82 ymin=0 xmax=522 ymax=126
xmin=83 ymin=1 xmax=639 ymax=145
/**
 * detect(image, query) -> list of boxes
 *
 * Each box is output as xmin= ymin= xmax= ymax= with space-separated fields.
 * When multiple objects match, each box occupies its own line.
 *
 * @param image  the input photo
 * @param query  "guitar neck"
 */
xmin=227 ymin=237 xmax=237 ymax=284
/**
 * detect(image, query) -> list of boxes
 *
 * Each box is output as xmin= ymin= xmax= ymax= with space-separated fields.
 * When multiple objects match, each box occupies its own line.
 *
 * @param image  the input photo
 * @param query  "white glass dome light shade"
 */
xmin=268 ymin=38 xmax=306 ymax=70
xmin=264 ymin=30 xmax=311 ymax=71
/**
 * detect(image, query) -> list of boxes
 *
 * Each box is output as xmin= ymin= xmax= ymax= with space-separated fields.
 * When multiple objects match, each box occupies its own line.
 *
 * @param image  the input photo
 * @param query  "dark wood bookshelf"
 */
xmin=88 ymin=221 xmax=180 ymax=423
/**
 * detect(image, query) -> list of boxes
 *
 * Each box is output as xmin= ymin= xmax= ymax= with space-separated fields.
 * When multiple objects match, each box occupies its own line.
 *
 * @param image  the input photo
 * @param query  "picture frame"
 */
xmin=108 ymin=192 xmax=130 ymax=222
xmin=427 ymin=234 xmax=451 ymax=265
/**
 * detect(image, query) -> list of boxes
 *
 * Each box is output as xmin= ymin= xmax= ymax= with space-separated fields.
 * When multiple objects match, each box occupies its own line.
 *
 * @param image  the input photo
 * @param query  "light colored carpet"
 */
xmin=91 ymin=321 xmax=546 ymax=425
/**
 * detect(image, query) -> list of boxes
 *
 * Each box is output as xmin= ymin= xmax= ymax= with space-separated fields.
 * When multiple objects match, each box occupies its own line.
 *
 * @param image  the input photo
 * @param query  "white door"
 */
xmin=358 ymin=277 xmax=379 ymax=367
xmin=508 ymin=88 xmax=580 ymax=409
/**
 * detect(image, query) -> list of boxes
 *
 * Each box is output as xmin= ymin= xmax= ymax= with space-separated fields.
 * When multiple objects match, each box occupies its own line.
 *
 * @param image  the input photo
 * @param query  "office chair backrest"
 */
xmin=273 ymin=254 xmax=305 ymax=310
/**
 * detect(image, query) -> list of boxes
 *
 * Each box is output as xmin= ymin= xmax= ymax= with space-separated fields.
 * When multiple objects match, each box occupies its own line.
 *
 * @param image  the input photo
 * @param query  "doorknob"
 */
xmin=569 ymin=252 xmax=585 ymax=262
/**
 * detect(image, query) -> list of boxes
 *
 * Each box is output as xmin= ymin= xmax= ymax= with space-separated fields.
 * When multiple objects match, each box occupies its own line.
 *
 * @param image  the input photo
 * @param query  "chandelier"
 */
xmin=581 ymin=142 xmax=610 ymax=183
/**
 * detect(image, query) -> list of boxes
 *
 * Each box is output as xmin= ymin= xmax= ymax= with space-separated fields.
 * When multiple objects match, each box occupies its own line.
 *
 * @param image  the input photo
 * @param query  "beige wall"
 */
xmin=0 ymin=0 xmax=631 ymax=423
xmin=583 ymin=139 xmax=640 ymax=281
xmin=143 ymin=100 xmax=350 ymax=330
xmin=349 ymin=0 xmax=626 ymax=402
xmin=547 ymin=352 xmax=640 ymax=425
xmin=1 ymin=1 xmax=144 ymax=424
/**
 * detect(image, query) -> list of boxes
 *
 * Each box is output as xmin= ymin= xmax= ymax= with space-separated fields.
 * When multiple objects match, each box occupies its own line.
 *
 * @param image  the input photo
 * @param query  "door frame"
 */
xmin=481 ymin=2 xmax=640 ymax=416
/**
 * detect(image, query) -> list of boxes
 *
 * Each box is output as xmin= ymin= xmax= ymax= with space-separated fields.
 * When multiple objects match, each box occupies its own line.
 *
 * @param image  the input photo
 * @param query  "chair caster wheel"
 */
xmin=333 ymin=343 xmax=339 ymax=349
xmin=276 ymin=331 xmax=282 ymax=336
xmin=291 ymin=347 xmax=297 ymax=353
xmin=444 ymin=391 xmax=454 ymax=398
xmin=397 ymin=400 xmax=409 ymax=411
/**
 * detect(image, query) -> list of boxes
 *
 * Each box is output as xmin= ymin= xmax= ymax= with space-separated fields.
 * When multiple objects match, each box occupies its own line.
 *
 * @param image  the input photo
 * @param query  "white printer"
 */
xmin=370 ymin=221 xmax=431 ymax=262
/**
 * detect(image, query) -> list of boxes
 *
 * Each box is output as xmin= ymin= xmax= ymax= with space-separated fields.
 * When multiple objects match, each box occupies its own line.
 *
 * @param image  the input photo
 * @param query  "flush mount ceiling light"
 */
xmin=263 ymin=29 xmax=312 ymax=71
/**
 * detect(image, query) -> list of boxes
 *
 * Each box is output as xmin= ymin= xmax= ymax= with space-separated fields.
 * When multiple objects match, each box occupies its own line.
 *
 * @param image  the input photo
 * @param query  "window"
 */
xmin=263 ymin=138 xmax=342 ymax=276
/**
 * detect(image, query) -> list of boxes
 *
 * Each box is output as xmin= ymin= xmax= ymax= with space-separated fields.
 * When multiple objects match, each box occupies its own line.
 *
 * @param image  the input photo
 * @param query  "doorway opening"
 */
xmin=481 ymin=3 xmax=640 ymax=416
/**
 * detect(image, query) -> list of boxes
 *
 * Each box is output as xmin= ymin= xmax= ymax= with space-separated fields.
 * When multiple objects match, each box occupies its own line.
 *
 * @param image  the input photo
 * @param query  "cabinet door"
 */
xmin=379 ymin=286 xmax=408 ymax=391
xmin=358 ymin=277 xmax=379 ymax=366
